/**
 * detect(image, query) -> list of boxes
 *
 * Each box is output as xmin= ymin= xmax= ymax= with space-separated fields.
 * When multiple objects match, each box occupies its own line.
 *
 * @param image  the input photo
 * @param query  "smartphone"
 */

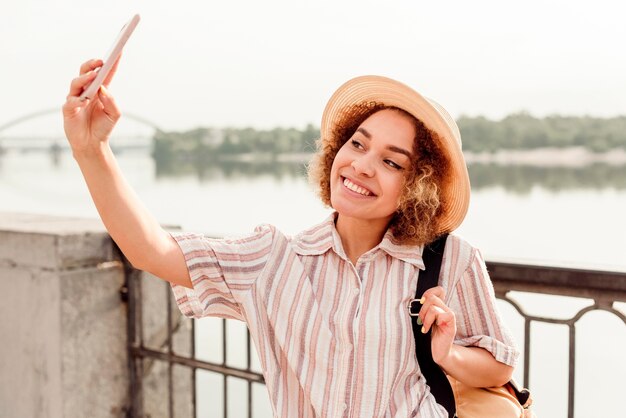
xmin=79 ymin=14 xmax=141 ymax=101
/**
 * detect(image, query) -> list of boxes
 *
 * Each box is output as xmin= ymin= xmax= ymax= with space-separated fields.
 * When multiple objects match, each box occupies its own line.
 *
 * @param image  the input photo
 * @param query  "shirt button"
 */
xmin=353 ymin=287 xmax=359 ymax=295
xmin=342 ymin=403 xmax=348 ymax=410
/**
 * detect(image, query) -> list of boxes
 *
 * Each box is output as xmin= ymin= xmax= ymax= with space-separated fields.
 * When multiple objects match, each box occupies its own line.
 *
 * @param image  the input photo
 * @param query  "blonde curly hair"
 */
xmin=307 ymin=101 xmax=450 ymax=245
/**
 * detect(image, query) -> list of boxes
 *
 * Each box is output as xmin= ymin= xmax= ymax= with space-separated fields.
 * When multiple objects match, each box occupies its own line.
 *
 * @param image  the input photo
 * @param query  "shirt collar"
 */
xmin=378 ymin=230 xmax=425 ymax=270
xmin=290 ymin=213 xmax=338 ymax=256
xmin=291 ymin=213 xmax=425 ymax=270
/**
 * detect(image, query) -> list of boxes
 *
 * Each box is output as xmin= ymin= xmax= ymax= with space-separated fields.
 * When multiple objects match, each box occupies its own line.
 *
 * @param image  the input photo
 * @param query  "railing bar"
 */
xmin=223 ymin=318 xmax=228 ymax=418
xmin=247 ymin=328 xmax=252 ymax=418
xmin=137 ymin=270 xmax=145 ymax=417
xmin=127 ymin=264 xmax=145 ymax=418
xmin=487 ymin=261 xmax=626 ymax=295
xmin=192 ymin=319 xmax=197 ymax=418
xmin=521 ymin=316 xmax=575 ymax=325
xmin=248 ymin=381 xmax=253 ymax=418
xmin=497 ymin=294 xmax=599 ymax=325
xmin=125 ymin=263 xmax=140 ymax=417
xmin=568 ymin=324 xmax=576 ymax=418
xmin=247 ymin=329 xmax=251 ymax=371
xmin=223 ymin=318 xmax=227 ymax=365
xmin=523 ymin=318 xmax=531 ymax=388
xmin=130 ymin=345 xmax=265 ymax=382
xmin=167 ymin=285 xmax=174 ymax=418
xmin=224 ymin=375 xmax=228 ymax=418
xmin=604 ymin=305 xmax=626 ymax=323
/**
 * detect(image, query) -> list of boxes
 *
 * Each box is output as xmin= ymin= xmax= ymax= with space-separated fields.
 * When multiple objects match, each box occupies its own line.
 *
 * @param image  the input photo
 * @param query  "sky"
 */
xmin=1 ymin=0 xmax=625 ymax=135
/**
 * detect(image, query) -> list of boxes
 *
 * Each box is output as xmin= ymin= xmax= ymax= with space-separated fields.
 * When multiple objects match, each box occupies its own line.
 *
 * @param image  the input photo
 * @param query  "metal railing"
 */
xmin=122 ymin=257 xmax=626 ymax=418
xmin=488 ymin=260 xmax=626 ymax=417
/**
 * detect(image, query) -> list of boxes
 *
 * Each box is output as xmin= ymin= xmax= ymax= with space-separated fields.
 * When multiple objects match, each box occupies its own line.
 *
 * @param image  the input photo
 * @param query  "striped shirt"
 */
xmin=170 ymin=214 xmax=519 ymax=417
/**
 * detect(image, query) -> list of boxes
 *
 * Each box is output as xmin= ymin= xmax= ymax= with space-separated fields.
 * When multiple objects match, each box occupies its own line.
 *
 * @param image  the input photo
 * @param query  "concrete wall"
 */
xmin=0 ymin=212 xmax=191 ymax=418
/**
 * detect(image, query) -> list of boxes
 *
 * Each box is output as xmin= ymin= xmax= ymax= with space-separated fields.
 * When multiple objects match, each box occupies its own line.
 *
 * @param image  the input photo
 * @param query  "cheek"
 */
xmin=385 ymin=176 xmax=407 ymax=206
xmin=329 ymin=157 xmax=339 ymax=183
xmin=328 ymin=152 xmax=343 ymax=199
xmin=330 ymin=147 xmax=349 ymax=176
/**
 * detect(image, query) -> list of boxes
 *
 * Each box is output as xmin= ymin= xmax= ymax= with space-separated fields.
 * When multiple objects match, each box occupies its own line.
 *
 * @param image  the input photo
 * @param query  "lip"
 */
xmin=341 ymin=176 xmax=377 ymax=197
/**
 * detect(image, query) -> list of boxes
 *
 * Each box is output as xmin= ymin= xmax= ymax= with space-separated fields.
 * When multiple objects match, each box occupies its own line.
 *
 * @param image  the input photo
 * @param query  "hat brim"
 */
xmin=321 ymin=75 xmax=471 ymax=233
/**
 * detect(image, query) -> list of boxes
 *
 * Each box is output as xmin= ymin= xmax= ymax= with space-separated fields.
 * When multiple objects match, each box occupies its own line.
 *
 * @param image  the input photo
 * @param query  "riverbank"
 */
xmin=464 ymin=146 xmax=626 ymax=167
xmin=243 ymin=147 xmax=626 ymax=167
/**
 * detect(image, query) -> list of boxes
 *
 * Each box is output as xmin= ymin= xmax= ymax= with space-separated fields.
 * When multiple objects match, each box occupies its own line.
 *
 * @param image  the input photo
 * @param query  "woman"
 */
xmin=63 ymin=59 xmax=518 ymax=417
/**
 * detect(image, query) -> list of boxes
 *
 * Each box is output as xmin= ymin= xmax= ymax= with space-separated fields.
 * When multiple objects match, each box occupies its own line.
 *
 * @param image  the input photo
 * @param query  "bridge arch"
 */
xmin=0 ymin=108 xmax=164 ymax=134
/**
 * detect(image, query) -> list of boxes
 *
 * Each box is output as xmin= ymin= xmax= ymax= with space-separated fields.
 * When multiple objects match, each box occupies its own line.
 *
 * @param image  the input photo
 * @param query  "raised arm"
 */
xmin=62 ymin=58 xmax=192 ymax=288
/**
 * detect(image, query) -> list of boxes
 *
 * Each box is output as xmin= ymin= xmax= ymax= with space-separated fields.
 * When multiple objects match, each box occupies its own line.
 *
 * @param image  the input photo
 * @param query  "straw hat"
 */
xmin=320 ymin=75 xmax=471 ymax=233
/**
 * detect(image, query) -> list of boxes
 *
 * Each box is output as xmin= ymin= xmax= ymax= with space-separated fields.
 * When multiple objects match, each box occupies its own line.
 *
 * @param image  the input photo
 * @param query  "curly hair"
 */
xmin=307 ymin=101 xmax=450 ymax=245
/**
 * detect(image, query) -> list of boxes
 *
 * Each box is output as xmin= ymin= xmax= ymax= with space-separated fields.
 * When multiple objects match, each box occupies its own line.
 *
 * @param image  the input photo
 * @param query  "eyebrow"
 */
xmin=356 ymin=127 xmax=413 ymax=159
xmin=387 ymin=145 xmax=413 ymax=159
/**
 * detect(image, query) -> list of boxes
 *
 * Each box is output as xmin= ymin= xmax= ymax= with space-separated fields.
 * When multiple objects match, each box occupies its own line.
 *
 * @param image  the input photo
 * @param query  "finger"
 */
xmin=62 ymin=96 xmax=88 ymax=118
xmin=98 ymin=85 xmax=121 ymax=122
xmin=421 ymin=305 xmax=446 ymax=333
xmin=423 ymin=306 xmax=456 ymax=334
xmin=423 ymin=286 xmax=445 ymax=301
xmin=79 ymin=59 xmax=103 ymax=75
xmin=68 ymin=70 xmax=98 ymax=98
xmin=418 ymin=293 xmax=446 ymax=322
xmin=435 ymin=310 xmax=455 ymax=328
xmin=102 ymin=53 xmax=122 ymax=88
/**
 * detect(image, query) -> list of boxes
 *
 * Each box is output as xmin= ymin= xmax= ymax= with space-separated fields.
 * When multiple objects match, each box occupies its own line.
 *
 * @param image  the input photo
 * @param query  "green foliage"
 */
xmin=458 ymin=113 xmax=626 ymax=152
xmin=152 ymin=125 xmax=321 ymax=164
xmin=152 ymin=114 xmax=626 ymax=163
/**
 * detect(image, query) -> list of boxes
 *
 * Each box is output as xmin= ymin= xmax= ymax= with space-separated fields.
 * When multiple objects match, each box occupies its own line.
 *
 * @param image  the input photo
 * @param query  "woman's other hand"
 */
xmin=62 ymin=57 xmax=122 ymax=157
xmin=419 ymin=286 xmax=457 ymax=366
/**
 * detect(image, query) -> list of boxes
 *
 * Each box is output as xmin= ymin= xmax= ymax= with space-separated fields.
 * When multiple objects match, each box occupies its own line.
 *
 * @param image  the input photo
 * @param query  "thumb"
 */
xmin=98 ymin=85 xmax=121 ymax=122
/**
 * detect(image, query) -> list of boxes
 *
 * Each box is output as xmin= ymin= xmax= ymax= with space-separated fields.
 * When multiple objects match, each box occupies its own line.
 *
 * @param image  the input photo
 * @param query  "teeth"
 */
xmin=343 ymin=178 xmax=372 ymax=196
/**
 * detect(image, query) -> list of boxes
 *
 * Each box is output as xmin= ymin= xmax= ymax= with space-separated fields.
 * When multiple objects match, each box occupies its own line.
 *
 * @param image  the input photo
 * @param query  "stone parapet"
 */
xmin=0 ymin=212 xmax=189 ymax=418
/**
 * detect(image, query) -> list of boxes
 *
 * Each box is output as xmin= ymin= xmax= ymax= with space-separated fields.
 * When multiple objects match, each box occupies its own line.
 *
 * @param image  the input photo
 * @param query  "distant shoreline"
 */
xmin=463 ymin=146 xmax=626 ymax=167
xmin=260 ymin=147 xmax=626 ymax=167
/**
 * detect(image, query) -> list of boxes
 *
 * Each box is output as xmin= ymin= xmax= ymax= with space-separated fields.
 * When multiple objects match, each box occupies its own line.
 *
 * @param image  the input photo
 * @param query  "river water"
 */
xmin=0 ymin=149 xmax=624 ymax=417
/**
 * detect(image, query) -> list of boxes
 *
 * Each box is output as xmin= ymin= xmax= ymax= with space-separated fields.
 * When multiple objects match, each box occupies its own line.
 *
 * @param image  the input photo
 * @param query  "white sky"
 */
xmin=1 ymin=0 xmax=625 ymax=133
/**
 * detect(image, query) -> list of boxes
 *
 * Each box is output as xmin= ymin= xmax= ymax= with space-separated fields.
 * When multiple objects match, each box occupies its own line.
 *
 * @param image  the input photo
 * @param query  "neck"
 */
xmin=335 ymin=214 xmax=391 ymax=265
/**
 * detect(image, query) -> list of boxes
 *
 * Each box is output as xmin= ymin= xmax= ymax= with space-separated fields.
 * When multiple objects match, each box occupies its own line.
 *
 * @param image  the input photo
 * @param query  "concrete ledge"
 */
xmin=0 ymin=212 xmax=116 ymax=269
xmin=0 ymin=212 xmax=190 ymax=418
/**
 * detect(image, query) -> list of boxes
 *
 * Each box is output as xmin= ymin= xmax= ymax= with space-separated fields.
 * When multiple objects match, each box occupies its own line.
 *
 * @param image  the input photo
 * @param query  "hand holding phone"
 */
xmin=79 ymin=14 xmax=140 ymax=101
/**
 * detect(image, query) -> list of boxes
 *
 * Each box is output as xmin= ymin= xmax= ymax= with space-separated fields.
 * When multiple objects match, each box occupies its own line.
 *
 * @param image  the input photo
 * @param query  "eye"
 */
xmin=350 ymin=139 xmax=364 ymax=150
xmin=384 ymin=159 xmax=403 ymax=170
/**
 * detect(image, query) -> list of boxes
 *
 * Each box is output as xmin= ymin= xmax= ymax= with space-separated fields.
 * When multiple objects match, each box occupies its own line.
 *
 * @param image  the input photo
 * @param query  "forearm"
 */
xmin=73 ymin=142 xmax=169 ymax=271
xmin=63 ymin=60 xmax=190 ymax=286
xmin=438 ymin=344 xmax=513 ymax=388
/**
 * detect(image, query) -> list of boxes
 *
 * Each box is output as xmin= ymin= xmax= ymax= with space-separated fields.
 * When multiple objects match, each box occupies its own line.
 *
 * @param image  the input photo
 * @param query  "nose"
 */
xmin=351 ymin=155 xmax=375 ymax=177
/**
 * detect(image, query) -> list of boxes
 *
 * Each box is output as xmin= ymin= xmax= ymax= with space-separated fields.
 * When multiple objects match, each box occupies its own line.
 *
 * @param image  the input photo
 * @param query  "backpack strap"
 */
xmin=409 ymin=234 xmax=456 ymax=418
xmin=411 ymin=235 xmax=531 ymax=415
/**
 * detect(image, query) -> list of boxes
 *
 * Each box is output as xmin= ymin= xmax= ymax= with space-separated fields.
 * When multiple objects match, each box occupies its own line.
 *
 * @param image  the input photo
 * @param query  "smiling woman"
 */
xmin=63 ymin=58 xmax=519 ymax=416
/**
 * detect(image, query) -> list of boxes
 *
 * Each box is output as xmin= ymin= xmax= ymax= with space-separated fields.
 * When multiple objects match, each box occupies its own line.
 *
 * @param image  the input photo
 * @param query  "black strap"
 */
xmin=411 ymin=234 xmax=456 ymax=418
xmin=412 ymin=235 xmax=532 ymax=416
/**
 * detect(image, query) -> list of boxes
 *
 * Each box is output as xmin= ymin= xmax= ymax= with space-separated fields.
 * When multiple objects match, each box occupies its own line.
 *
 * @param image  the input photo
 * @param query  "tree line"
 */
xmin=152 ymin=113 xmax=626 ymax=162
xmin=457 ymin=113 xmax=626 ymax=152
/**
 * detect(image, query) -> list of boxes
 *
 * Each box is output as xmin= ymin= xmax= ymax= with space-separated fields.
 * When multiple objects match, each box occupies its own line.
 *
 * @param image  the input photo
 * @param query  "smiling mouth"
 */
xmin=342 ymin=177 xmax=375 ymax=197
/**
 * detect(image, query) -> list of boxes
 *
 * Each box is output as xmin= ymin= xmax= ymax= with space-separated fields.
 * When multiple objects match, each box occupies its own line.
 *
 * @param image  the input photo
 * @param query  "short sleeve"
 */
xmin=448 ymin=248 xmax=520 ymax=367
xmin=170 ymin=224 xmax=276 ymax=320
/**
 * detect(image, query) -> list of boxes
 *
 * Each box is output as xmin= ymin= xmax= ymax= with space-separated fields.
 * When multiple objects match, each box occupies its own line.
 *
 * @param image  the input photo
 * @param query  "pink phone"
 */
xmin=79 ymin=14 xmax=141 ymax=101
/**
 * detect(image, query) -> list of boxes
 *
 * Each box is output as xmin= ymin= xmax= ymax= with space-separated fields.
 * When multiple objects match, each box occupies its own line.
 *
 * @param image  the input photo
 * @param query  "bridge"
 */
xmin=0 ymin=108 xmax=163 ymax=153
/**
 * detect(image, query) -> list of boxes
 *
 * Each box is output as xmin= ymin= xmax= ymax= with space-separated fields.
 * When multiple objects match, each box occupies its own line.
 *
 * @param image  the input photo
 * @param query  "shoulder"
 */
xmin=443 ymin=233 xmax=480 ymax=267
xmin=440 ymin=233 xmax=484 ymax=289
xmin=289 ymin=216 xmax=336 ymax=256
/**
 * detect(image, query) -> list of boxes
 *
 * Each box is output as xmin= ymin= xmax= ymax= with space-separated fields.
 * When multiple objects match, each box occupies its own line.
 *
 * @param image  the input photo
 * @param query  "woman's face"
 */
xmin=330 ymin=108 xmax=416 ymax=226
